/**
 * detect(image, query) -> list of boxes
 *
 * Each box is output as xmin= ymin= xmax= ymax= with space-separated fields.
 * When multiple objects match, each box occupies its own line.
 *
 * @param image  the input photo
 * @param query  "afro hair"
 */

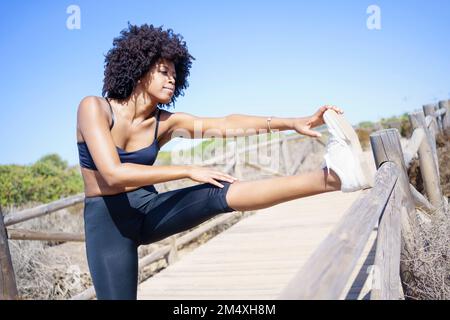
xmin=102 ymin=23 xmax=195 ymax=108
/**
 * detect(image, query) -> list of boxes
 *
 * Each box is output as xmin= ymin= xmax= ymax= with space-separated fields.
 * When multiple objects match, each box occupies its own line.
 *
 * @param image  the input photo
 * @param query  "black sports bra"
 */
xmin=77 ymin=98 xmax=161 ymax=170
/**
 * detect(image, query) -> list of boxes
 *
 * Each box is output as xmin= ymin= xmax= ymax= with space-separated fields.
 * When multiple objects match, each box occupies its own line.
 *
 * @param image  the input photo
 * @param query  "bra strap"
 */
xmin=105 ymin=97 xmax=115 ymax=130
xmin=154 ymin=108 xmax=161 ymax=140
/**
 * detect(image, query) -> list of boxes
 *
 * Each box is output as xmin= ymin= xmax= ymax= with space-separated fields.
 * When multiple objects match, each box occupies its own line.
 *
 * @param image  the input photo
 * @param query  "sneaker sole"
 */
xmin=323 ymin=110 xmax=374 ymax=188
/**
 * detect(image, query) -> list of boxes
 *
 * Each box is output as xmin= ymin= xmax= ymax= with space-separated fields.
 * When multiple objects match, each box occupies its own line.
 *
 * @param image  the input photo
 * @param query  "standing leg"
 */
xmin=84 ymin=196 xmax=140 ymax=300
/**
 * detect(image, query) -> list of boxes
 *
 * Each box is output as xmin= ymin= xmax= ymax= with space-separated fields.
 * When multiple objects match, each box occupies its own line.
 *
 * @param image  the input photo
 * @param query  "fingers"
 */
xmin=303 ymin=129 xmax=322 ymax=138
xmin=321 ymin=105 xmax=344 ymax=114
xmin=206 ymin=171 xmax=239 ymax=188
xmin=212 ymin=171 xmax=238 ymax=182
xmin=211 ymin=174 xmax=236 ymax=184
xmin=209 ymin=179 xmax=225 ymax=188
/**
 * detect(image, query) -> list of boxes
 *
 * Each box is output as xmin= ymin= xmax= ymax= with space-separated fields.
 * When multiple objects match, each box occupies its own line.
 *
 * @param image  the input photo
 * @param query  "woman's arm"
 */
xmin=168 ymin=112 xmax=302 ymax=138
xmin=168 ymin=104 xmax=343 ymax=139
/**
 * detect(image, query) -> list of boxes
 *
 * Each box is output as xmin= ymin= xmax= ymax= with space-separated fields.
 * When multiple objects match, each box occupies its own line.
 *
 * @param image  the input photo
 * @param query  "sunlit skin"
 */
xmin=77 ymin=58 xmax=343 ymax=210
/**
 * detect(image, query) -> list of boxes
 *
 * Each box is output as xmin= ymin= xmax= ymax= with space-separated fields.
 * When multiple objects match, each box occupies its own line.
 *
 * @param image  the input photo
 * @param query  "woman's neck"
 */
xmin=113 ymin=87 xmax=159 ymax=124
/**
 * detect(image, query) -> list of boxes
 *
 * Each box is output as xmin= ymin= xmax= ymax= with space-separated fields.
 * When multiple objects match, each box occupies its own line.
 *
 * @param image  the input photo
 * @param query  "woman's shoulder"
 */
xmin=77 ymin=96 xmax=111 ymax=124
xmin=78 ymin=95 xmax=107 ymax=108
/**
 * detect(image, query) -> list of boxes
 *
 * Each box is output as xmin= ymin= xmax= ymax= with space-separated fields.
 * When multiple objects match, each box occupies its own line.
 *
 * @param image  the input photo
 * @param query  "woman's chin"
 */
xmin=159 ymin=100 xmax=170 ymax=105
xmin=159 ymin=96 xmax=172 ymax=105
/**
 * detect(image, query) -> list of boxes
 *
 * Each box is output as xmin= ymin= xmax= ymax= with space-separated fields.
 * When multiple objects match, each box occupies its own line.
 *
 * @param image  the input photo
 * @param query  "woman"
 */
xmin=76 ymin=23 xmax=372 ymax=299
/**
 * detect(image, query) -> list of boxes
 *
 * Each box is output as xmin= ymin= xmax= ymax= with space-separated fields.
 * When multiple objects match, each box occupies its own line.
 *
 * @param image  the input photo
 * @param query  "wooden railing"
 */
xmin=0 ymin=128 xmax=322 ymax=300
xmin=279 ymin=100 xmax=450 ymax=300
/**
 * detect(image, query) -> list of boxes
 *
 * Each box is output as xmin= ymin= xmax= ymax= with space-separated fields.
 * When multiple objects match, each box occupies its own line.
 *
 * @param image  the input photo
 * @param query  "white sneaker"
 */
xmin=322 ymin=110 xmax=374 ymax=192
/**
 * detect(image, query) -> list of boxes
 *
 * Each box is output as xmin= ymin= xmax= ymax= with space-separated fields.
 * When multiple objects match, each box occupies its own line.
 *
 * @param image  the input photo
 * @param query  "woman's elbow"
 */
xmin=102 ymin=167 xmax=124 ymax=188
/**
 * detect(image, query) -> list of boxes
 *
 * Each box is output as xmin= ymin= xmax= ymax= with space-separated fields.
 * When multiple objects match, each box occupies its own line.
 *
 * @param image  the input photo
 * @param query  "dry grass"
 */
xmin=403 ymin=132 xmax=450 ymax=300
xmin=355 ymin=128 xmax=372 ymax=150
xmin=4 ymin=203 xmax=90 ymax=299
xmin=402 ymin=204 xmax=450 ymax=300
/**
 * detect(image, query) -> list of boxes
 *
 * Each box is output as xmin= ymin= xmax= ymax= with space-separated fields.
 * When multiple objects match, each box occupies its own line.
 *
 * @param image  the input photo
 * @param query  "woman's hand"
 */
xmin=293 ymin=105 xmax=344 ymax=137
xmin=187 ymin=165 xmax=238 ymax=188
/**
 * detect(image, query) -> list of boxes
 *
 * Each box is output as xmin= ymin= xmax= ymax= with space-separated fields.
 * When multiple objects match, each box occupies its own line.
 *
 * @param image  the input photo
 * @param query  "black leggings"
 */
xmin=83 ymin=182 xmax=236 ymax=300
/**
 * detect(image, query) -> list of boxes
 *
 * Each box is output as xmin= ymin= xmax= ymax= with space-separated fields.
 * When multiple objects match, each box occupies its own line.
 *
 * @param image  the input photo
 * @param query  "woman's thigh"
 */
xmin=139 ymin=181 xmax=236 ymax=244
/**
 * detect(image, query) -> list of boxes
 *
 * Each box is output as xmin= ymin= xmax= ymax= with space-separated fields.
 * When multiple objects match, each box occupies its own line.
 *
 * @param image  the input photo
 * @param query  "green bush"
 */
xmin=0 ymin=154 xmax=83 ymax=208
xmin=380 ymin=113 xmax=412 ymax=137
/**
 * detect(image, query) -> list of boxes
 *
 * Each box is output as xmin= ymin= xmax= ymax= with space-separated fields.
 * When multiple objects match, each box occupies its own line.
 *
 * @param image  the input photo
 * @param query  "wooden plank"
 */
xmin=370 ymin=128 xmax=415 ymax=213
xmin=371 ymin=183 xmax=402 ymax=300
xmin=281 ymin=135 xmax=292 ymax=175
xmin=409 ymin=112 xmax=443 ymax=208
xmin=371 ymin=127 xmax=429 ymax=294
xmin=425 ymin=115 xmax=438 ymax=138
xmin=435 ymin=106 xmax=446 ymax=117
xmin=0 ymin=206 xmax=18 ymax=299
xmin=244 ymin=160 xmax=284 ymax=177
xmin=440 ymin=100 xmax=450 ymax=134
xmin=409 ymin=183 xmax=435 ymax=213
xmin=402 ymin=128 xmax=425 ymax=167
xmin=7 ymin=229 xmax=84 ymax=242
xmin=4 ymin=193 xmax=84 ymax=227
xmin=277 ymin=162 xmax=398 ymax=300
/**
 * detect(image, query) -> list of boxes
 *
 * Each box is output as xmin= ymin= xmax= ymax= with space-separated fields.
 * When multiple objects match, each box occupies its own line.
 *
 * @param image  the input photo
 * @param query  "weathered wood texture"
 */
xmin=4 ymin=193 xmax=84 ymax=227
xmin=7 ymin=229 xmax=84 ymax=242
xmin=278 ymin=162 xmax=398 ymax=300
xmin=0 ymin=207 xmax=18 ymax=299
xmin=409 ymin=113 xmax=443 ymax=208
xmin=440 ymin=100 xmax=450 ymax=134
xmin=370 ymin=182 xmax=403 ymax=300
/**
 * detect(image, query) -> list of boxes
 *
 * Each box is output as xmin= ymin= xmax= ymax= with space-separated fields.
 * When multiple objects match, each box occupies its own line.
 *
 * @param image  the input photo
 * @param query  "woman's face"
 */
xmin=142 ymin=58 xmax=176 ymax=105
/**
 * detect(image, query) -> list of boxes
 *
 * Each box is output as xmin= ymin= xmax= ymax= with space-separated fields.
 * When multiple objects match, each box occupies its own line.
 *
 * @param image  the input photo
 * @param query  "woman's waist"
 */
xmin=84 ymin=184 xmax=158 ymax=199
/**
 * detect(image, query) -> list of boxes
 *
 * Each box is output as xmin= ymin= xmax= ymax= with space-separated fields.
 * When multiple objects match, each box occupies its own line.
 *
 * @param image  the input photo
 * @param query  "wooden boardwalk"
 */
xmin=138 ymin=189 xmax=377 ymax=300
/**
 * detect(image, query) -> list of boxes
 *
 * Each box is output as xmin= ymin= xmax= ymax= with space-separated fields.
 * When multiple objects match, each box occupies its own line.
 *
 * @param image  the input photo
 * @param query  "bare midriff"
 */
xmin=80 ymin=167 xmax=142 ymax=197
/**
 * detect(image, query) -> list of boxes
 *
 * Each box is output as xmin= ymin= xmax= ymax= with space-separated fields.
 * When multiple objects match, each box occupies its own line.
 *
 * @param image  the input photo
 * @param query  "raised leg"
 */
xmin=225 ymin=168 xmax=341 ymax=211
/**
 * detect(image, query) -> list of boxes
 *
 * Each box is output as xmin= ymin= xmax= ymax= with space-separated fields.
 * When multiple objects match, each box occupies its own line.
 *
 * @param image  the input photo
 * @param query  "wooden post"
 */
xmin=423 ymin=103 xmax=440 ymax=134
xmin=440 ymin=100 xmax=450 ymax=135
xmin=409 ymin=112 xmax=443 ymax=208
xmin=234 ymin=140 xmax=243 ymax=181
xmin=280 ymin=134 xmax=292 ymax=175
xmin=0 ymin=206 xmax=19 ymax=300
xmin=370 ymin=129 xmax=416 ymax=295
xmin=370 ymin=129 xmax=414 ymax=213
xmin=167 ymin=235 xmax=178 ymax=265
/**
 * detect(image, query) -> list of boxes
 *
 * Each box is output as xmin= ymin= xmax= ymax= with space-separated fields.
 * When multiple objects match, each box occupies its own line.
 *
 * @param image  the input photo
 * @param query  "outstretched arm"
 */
xmin=168 ymin=105 xmax=343 ymax=139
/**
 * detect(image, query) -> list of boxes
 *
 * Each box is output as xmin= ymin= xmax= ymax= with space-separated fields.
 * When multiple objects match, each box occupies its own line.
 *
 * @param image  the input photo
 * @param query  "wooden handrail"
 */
xmin=7 ymin=229 xmax=84 ymax=242
xmin=370 ymin=182 xmax=403 ymax=300
xmin=278 ymin=162 xmax=399 ymax=299
xmin=4 ymin=193 xmax=85 ymax=227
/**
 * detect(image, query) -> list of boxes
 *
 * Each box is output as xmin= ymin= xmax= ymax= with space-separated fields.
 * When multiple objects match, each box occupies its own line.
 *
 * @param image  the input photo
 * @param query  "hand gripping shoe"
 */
xmin=322 ymin=110 xmax=374 ymax=192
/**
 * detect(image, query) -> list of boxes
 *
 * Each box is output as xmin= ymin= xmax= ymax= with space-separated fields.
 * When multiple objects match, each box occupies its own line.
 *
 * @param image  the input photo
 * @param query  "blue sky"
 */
xmin=1 ymin=0 xmax=449 ymax=166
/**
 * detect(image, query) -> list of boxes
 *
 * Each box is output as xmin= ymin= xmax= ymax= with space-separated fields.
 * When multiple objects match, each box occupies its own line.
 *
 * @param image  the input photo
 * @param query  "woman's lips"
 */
xmin=163 ymin=87 xmax=174 ymax=93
